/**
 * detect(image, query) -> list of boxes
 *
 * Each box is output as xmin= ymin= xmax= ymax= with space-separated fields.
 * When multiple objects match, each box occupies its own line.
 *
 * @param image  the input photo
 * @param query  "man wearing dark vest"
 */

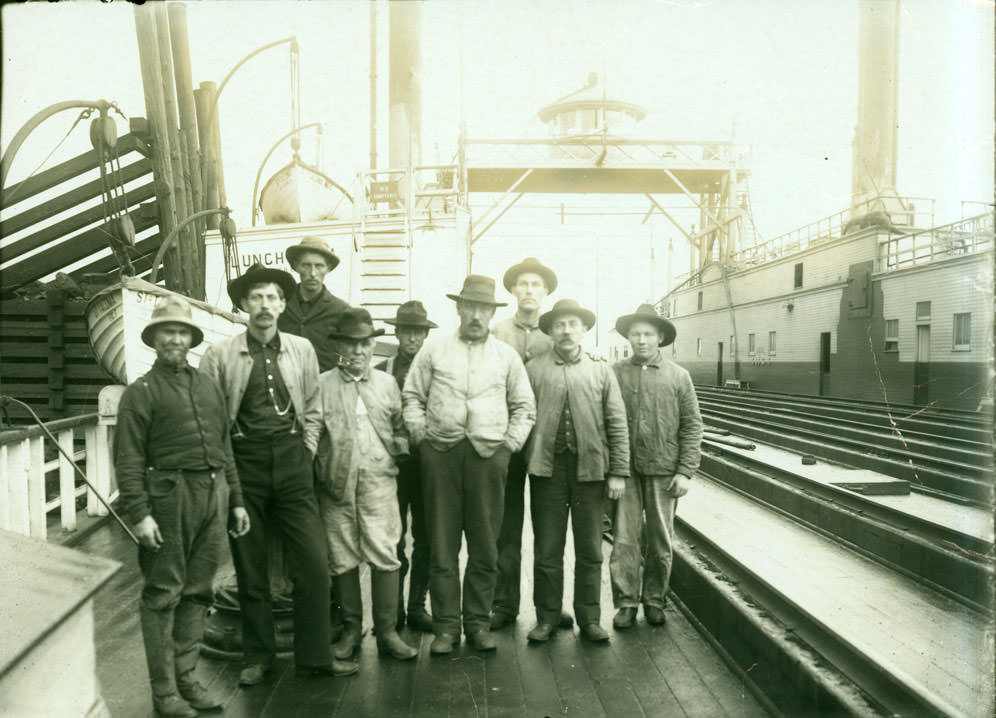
xmin=378 ymin=300 xmax=438 ymax=632
xmin=279 ymin=236 xmax=350 ymax=372
xmin=115 ymin=295 xmax=250 ymax=717
xmin=199 ymin=263 xmax=357 ymax=686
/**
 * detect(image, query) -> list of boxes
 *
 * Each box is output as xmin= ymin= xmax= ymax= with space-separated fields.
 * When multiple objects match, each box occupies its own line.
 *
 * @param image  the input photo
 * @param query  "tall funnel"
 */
xmin=851 ymin=0 xmax=900 ymax=211
xmin=389 ymin=1 xmax=421 ymax=169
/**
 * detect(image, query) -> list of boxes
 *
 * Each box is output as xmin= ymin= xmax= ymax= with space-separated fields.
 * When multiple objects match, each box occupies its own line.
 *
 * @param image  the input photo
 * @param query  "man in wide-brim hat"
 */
xmin=378 ymin=300 xmax=438 ymax=634
xmin=521 ymin=298 xmax=629 ymax=644
xmin=491 ymin=257 xmax=561 ymax=631
xmin=200 ymin=263 xmax=358 ymax=684
xmin=314 ymin=307 xmax=418 ymax=664
xmin=117 ymin=294 xmax=250 ymax=717
xmin=280 ymin=236 xmax=351 ymax=372
xmin=402 ymin=275 xmax=535 ymax=655
xmin=608 ymin=303 xmax=701 ymax=631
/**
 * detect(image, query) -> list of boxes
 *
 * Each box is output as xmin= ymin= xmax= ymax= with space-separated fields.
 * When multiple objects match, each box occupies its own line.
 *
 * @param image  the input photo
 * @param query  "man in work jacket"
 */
xmin=523 ymin=298 xmax=630 ymax=644
xmin=199 ymin=263 xmax=358 ymax=686
xmin=278 ymin=235 xmax=350 ymax=372
xmin=402 ymin=275 xmax=536 ymax=655
xmin=609 ymin=304 xmax=702 ymax=629
xmin=490 ymin=257 xmax=564 ymax=631
xmin=377 ymin=300 xmax=439 ymax=633
xmin=115 ymin=295 xmax=250 ymax=718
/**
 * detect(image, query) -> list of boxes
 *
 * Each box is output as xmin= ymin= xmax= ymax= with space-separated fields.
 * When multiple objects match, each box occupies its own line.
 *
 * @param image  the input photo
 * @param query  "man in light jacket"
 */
xmin=523 ymin=299 xmax=629 ymax=644
xmin=402 ymin=275 xmax=536 ymax=655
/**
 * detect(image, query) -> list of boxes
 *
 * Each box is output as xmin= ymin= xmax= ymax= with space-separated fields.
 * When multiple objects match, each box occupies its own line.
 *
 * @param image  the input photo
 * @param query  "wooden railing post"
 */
xmin=27 ymin=435 xmax=45 ymax=539
xmin=58 ymin=428 xmax=77 ymax=533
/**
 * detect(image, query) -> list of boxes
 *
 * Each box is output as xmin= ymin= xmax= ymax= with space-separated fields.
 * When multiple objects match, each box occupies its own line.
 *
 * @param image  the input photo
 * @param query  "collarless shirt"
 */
xmin=493 ymin=316 xmax=553 ymax=363
xmin=235 ymin=331 xmax=297 ymax=438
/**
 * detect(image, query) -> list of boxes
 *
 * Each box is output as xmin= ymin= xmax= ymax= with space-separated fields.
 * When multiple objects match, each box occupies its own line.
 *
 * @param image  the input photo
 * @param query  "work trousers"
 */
xmin=492 ymin=449 xmax=527 ymax=618
xmin=231 ymin=434 xmax=331 ymax=667
xmin=609 ymin=471 xmax=678 ymax=610
xmin=530 ymin=451 xmax=605 ymax=627
xmin=396 ymin=454 xmax=430 ymax=608
xmin=138 ymin=469 xmax=227 ymax=693
xmin=421 ymin=439 xmax=510 ymax=636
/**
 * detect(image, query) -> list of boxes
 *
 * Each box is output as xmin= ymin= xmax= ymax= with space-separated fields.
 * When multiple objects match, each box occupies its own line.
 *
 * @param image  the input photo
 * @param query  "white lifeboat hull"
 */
xmin=259 ymin=160 xmax=348 ymax=225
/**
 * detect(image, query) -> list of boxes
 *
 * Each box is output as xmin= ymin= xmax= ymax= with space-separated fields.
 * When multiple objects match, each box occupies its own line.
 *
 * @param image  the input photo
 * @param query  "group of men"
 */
xmin=116 ymin=236 xmax=702 ymax=717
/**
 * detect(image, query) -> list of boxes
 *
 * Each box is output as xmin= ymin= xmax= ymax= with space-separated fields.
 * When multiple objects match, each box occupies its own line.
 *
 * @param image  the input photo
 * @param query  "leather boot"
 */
xmin=372 ymin=569 xmax=417 ymax=660
xmin=140 ymin=605 xmax=179 ymax=699
xmin=333 ymin=568 xmax=363 ymax=660
xmin=406 ymin=577 xmax=433 ymax=633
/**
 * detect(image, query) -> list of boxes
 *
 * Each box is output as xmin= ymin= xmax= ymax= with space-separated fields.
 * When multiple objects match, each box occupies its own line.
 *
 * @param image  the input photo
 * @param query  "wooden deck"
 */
xmin=80 ymin=515 xmax=770 ymax=718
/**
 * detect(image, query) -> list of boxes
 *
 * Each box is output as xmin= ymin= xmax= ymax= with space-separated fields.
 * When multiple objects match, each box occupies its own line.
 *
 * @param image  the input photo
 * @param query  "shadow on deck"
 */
xmin=80 ymin=517 xmax=769 ymax=718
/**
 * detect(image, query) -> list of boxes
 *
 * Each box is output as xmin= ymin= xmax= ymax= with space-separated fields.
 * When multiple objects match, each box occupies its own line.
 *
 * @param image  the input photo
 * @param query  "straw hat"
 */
xmin=286 ymin=236 xmax=340 ymax=270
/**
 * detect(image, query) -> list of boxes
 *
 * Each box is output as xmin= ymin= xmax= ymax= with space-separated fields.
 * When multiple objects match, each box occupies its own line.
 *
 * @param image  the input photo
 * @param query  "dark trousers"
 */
xmin=530 ymin=451 xmax=605 ymax=626
xmin=139 ymin=469 xmax=227 ymax=693
xmin=231 ymin=434 xmax=331 ymax=667
xmin=492 ymin=449 xmax=527 ymax=617
xmin=396 ymin=453 xmax=430 ymax=609
xmin=421 ymin=439 xmax=510 ymax=635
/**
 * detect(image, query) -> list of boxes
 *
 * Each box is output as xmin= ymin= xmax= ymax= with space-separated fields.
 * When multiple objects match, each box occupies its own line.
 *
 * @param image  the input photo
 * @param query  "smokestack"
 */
xmin=851 ymin=0 xmax=900 ymax=210
xmin=389 ymin=1 xmax=422 ymax=169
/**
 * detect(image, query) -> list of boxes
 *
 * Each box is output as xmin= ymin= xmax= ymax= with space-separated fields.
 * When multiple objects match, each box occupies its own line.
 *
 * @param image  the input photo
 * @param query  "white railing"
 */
xmin=878 ymin=213 xmax=994 ymax=272
xmin=0 ymin=409 xmax=117 ymax=542
xmin=357 ymin=165 xmax=463 ymax=223
xmin=463 ymin=136 xmax=734 ymax=168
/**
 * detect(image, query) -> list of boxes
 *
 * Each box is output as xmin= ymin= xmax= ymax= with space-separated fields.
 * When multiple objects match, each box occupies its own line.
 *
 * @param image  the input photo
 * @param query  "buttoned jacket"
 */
xmin=199 ymin=330 xmax=323 ymax=453
xmin=402 ymin=331 xmax=535 ymax=458
xmin=315 ymin=366 xmax=409 ymax=497
xmin=612 ymin=351 xmax=702 ymax=477
xmin=278 ymin=285 xmax=350 ymax=372
xmin=525 ymin=349 xmax=630 ymax=482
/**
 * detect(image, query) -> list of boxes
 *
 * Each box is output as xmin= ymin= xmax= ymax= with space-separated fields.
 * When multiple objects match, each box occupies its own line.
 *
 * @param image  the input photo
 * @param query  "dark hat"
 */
xmin=502 ymin=257 xmax=558 ymax=294
xmin=446 ymin=275 xmax=508 ymax=307
xmin=538 ymin=298 xmax=596 ymax=335
xmin=227 ymin=263 xmax=298 ymax=307
xmin=286 ymin=236 xmax=340 ymax=271
xmin=384 ymin=300 xmax=438 ymax=329
xmin=141 ymin=294 xmax=204 ymax=348
xmin=615 ymin=303 xmax=677 ymax=347
xmin=329 ymin=307 xmax=385 ymax=340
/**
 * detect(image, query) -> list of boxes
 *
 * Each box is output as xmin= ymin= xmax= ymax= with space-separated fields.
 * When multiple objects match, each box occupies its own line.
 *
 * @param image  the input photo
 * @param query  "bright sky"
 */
xmin=2 ymin=0 xmax=992 ymax=345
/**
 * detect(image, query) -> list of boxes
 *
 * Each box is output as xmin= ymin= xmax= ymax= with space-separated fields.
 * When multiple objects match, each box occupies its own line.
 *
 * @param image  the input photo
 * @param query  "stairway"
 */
xmin=356 ymin=220 xmax=411 ymax=325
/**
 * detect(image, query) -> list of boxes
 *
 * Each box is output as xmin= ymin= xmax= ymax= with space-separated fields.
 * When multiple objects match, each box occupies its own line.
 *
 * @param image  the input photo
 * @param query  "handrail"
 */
xmin=0 ymin=412 xmax=98 ymax=444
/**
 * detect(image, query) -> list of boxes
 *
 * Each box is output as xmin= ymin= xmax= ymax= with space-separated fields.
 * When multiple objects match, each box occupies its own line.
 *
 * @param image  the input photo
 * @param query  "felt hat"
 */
xmin=227 ymin=263 xmax=297 ymax=307
xmin=446 ymin=275 xmax=508 ymax=307
xmin=141 ymin=294 xmax=204 ymax=348
xmin=329 ymin=307 xmax=385 ymax=340
xmin=538 ymin=298 xmax=596 ymax=335
xmin=615 ymin=303 xmax=677 ymax=347
xmin=286 ymin=236 xmax=340 ymax=271
xmin=502 ymin=257 xmax=558 ymax=294
xmin=383 ymin=300 xmax=438 ymax=329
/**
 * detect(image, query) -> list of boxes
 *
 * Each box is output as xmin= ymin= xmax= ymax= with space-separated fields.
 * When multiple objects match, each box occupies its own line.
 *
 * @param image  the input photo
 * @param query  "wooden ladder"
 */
xmin=356 ymin=219 xmax=411 ymax=326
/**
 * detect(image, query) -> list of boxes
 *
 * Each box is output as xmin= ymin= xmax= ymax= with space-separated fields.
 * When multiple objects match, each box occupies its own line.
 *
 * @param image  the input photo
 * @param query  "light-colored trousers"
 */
xmin=609 ymin=472 xmax=679 ymax=609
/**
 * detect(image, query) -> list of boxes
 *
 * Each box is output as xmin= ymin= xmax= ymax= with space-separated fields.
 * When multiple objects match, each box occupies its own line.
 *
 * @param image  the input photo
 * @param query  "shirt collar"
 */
xmin=513 ymin=317 xmax=540 ymax=331
xmin=629 ymin=349 xmax=663 ymax=368
xmin=456 ymin=329 xmax=490 ymax=345
xmin=338 ymin=364 xmax=370 ymax=382
xmin=152 ymin=358 xmax=192 ymax=375
xmin=553 ymin=346 xmax=584 ymax=365
xmin=246 ymin=330 xmax=281 ymax=352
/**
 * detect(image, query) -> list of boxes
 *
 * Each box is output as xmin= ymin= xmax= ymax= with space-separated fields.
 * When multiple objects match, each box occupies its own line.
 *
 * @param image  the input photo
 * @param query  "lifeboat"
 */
xmin=258 ymin=155 xmax=351 ymax=225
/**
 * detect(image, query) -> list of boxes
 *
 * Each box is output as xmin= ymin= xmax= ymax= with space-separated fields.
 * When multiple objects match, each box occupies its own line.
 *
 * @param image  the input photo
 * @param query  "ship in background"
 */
xmin=658 ymin=0 xmax=993 ymax=411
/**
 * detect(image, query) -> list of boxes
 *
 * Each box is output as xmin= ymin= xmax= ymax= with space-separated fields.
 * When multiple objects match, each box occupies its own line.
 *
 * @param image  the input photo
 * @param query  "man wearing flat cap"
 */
xmin=315 ymin=307 xmax=418 ymax=663
xmin=490 ymin=257 xmax=560 ymax=630
xmin=402 ymin=275 xmax=536 ymax=655
xmin=199 ymin=263 xmax=357 ymax=685
xmin=279 ymin=236 xmax=350 ymax=372
xmin=378 ymin=301 xmax=438 ymax=633
xmin=609 ymin=304 xmax=702 ymax=630
xmin=523 ymin=298 xmax=629 ymax=644
xmin=115 ymin=295 xmax=250 ymax=717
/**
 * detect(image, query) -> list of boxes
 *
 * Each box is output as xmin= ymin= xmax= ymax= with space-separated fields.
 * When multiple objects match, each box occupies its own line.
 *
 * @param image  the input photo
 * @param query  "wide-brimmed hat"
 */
xmin=141 ymin=294 xmax=204 ymax=348
xmin=227 ymin=263 xmax=298 ymax=307
xmin=383 ymin=300 xmax=438 ymax=329
xmin=446 ymin=275 xmax=508 ymax=307
xmin=538 ymin=298 xmax=596 ymax=335
xmin=615 ymin=303 xmax=676 ymax=347
xmin=502 ymin=257 xmax=558 ymax=294
xmin=286 ymin=236 xmax=340 ymax=271
xmin=329 ymin=307 xmax=385 ymax=341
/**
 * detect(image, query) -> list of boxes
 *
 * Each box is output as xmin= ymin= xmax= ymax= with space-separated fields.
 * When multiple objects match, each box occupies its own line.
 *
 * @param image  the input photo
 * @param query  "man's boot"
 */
xmin=405 ymin=577 xmax=433 ymax=633
xmin=372 ymin=569 xmax=418 ymax=660
xmin=140 ymin=606 xmax=196 ymax=718
xmin=333 ymin=568 xmax=363 ymax=660
xmin=173 ymin=600 xmax=223 ymax=710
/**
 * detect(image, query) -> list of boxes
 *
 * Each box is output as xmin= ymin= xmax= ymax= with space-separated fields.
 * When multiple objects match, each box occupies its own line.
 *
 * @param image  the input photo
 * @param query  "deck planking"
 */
xmin=78 ymin=493 xmax=770 ymax=718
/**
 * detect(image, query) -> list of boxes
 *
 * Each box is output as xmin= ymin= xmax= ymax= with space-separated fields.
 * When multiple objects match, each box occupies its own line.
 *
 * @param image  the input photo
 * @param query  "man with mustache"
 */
xmin=200 ymin=263 xmax=358 ymax=686
xmin=279 ymin=236 xmax=350 ymax=372
xmin=402 ymin=275 xmax=536 ymax=654
xmin=115 ymin=295 xmax=250 ymax=717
